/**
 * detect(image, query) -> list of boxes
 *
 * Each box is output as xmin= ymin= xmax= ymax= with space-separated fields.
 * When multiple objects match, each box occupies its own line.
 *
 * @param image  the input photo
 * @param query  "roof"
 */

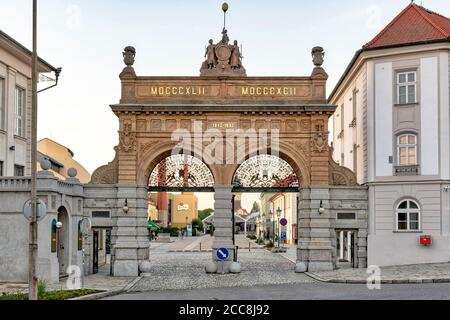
xmin=329 ymin=3 xmax=450 ymax=101
xmin=364 ymin=3 xmax=450 ymax=49
xmin=0 ymin=29 xmax=57 ymax=72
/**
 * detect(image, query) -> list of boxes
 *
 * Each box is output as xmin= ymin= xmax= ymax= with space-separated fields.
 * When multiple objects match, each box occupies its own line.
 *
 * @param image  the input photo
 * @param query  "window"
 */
xmin=15 ymin=87 xmax=25 ymax=137
xmin=397 ymin=71 xmax=416 ymax=104
xmin=14 ymin=165 xmax=24 ymax=176
xmin=0 ymin=78 xmax=5 ymax=130
xmin=396 ymin=200 xmax=420 ymax=231
xmin=78 ymin=221 xmax=83 ymax=251
xmin=0 ymin=161 xmax=3 ymax=176
xmin=397 ymin=134 xmax=417 ymax=166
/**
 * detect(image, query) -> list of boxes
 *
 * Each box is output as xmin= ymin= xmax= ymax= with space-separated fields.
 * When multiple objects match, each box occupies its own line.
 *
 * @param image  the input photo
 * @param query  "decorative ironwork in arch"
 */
xmin=149 ymin=155 xmax=214 ymax=190
xmin=233 ymin=155 xmax=299 ymax=190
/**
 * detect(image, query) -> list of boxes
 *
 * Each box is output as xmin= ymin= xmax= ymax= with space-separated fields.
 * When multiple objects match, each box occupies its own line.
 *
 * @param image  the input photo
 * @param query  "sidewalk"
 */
xmin=308 ymin=263 xmax=450 ymax=284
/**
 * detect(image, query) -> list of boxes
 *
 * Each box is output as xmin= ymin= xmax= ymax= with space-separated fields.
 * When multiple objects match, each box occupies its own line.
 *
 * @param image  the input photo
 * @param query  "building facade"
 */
xmin=0 ymin=30 xmax=57 ymax=178
xmin=330 ymin=3 xmax=450 ymax=266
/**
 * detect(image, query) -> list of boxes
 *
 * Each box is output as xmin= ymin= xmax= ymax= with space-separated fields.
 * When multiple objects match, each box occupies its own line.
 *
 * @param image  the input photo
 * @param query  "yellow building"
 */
xmin=170 ymin=192 xmax=198 ymax=228
xmin=147 ymin=193 xmax=158 ymax=221
xmin=37 ymin=138 xmax=91 ymax=183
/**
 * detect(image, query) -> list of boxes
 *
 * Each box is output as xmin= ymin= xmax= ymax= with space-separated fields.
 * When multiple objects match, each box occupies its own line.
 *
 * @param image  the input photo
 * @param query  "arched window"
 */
xmin=397 ymin=134 xmax=417 ymax=166
xmin=51 ymin=219 xmax=57 ymax=253
xmin=396 ymin=200 xmax=420 ymax=231
xmin=77 ymin=220 xmax=83 ymax=251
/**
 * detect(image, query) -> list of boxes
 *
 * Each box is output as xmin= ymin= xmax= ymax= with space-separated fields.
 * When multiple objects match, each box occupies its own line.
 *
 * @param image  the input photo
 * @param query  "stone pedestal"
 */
xmin=112 ymin=185 xmax=149 ymax=277
xmin=296 ymin=186 xmax=334 ymax=272
xmin=209 ymin=185 xmax=238 ymax=273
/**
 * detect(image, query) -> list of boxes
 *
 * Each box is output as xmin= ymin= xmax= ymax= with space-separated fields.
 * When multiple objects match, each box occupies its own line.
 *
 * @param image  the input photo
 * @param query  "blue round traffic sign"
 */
xmin=216 ymin=247 xmax=229 ymax=261
xmin=280 ymin=218 xmax=288 ymax=226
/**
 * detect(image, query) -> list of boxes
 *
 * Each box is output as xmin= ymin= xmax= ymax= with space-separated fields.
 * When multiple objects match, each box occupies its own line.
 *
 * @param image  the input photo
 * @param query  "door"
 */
xmin=336 ymin=230 xmax=357 ymax=268
xmin=93 ymin=230 xmax=99 ymax=274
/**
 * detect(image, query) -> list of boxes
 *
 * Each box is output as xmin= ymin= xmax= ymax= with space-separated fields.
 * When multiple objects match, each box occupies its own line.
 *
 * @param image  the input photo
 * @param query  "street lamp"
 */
xmin=122 ymin=199 xmax=129 ymax=214
xmin=318 ymin=200 xmax=325 ymax=214
xmin=276 ymin=207 xmax=282 ymax=249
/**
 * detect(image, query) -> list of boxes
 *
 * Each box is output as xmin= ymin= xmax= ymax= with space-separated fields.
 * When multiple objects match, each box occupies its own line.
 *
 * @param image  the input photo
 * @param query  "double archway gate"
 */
xmin=88 ymin=46 xmax=368 ymax=277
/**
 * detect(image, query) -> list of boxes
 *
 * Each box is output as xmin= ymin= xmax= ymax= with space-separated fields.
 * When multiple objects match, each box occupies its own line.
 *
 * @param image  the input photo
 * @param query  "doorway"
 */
xmin=57 ymin=206 xmax=70 ymax=278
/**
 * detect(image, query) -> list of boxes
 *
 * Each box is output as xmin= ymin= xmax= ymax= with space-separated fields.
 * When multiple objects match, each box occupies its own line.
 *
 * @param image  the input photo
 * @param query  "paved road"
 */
xmin=105 ymin=282 xmax=450 ymax=300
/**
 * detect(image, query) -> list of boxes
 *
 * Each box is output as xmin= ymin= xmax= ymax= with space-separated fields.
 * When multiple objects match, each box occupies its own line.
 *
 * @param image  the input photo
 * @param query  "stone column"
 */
xmin=296 ymin=186 xmax=334 ymax=272
xmin=206 ymin=185 xmax=240 ymax=273
xmin=112 ymin=185 xmax=149 ymax=277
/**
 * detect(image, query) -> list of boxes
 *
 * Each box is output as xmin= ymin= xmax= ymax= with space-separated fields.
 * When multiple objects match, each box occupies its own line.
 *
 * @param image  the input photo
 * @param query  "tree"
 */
xmin=251 ymin=201 xmax=260 ymax=213
xmin=192 ymin=218 xmax=204 ymax=232
xmin=198 ymin=208 xmax=214 ymax=221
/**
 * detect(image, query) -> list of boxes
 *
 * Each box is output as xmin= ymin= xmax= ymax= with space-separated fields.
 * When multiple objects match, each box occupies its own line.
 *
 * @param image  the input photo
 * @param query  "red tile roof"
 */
xmin=364 ymin=3 xmax=450 ymax=49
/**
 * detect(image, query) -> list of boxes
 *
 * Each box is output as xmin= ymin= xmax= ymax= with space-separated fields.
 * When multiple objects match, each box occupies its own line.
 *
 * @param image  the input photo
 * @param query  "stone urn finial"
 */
xmin=312 ymin=46 xmax=324 ymax=67
xmin=120 ymin=46 xmax=137 ymax=79
xmin=123 ymin=46 xmax=136 ymax=67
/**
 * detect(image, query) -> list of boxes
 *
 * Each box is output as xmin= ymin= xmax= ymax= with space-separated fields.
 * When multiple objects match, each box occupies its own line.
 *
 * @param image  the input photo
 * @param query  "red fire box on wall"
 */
xmin=420 ymin=235 xmax=432 ymax=246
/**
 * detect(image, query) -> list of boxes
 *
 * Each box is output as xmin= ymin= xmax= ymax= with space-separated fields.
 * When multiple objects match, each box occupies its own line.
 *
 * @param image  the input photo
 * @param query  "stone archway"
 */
xmin=88 ymin=37 xmax=368 ymax=275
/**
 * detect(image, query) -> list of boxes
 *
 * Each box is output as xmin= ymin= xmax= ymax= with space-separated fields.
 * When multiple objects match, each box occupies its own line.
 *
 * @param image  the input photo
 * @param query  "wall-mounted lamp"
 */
xmin=123 ymin=199 xmax=129 ymax=214
xmin=318 ymin=200 xmax=325 ymax=214
xmin=55 ymin=221 xmax=63 ymax=229
xmin=444 ymin=186 xmax=450 ymax=192
xmin=9 ymin=145 xmax=15 ymax=151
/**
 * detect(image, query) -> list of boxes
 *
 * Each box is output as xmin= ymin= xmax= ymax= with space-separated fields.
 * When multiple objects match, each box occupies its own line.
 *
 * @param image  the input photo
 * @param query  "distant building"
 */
xmin=0 ymin=30 xmax=57 ymax=177
xmin=37 ymin=138 xmax=91 ymax=183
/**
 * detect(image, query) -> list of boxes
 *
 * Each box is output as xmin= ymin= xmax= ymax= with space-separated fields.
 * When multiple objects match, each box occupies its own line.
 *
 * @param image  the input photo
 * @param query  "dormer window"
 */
xmin=397 ymin=71 xmax=416 ymax=104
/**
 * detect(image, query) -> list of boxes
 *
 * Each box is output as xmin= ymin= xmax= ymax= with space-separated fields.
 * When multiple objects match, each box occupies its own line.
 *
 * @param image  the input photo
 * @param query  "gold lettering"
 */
xmin=172 ymin=87 xmax=177 ymax=95
xmin=242 ymin=87 xmax=249 ymax=95
xmin=179 ymin=87 xmax=184 ymax=95
xmin=151 ymin=87 xmax=158 ymax=95
xmin=263 ymin=87 xmax=269 ymax=95
xmin=250 ymin=87 xmax=255 ymax=95
xmin=186 ymin=87 xmax=191 ymax=95
xmin=270 ymin=88 xmax=275 ymax=95
xmin=159 ymin=87 xmax=164 ymax=95
xmin=276 ymin=88 xmax=282 ymax=95
xmin=284 ymin=87 xmax=289 ymax=95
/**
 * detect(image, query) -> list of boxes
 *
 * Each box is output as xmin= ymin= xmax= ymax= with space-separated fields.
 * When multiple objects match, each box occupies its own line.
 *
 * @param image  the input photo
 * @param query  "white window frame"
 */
xmin=0 ymin=78 xmax=4 ymax=130
xmin=395 ymin=199 xmax=421 ymax=232
xmin=397 ymin=134 xmax=417 ymax=166
xmin=15 ymin=86 xmax=25 ymax=137
xmin=397 ymin=71 xmax=417 ymax=104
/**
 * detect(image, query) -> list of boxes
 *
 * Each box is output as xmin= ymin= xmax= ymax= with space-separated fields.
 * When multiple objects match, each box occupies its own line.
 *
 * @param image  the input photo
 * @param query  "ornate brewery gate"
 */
xmin=89 ymin=29 xmax=368 ymax=276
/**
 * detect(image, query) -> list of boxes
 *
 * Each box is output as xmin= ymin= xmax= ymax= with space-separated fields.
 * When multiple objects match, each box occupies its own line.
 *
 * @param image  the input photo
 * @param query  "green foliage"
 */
xmin=160 ymin=227 xmax=179 ymax=237
xmin=198 ymin=208 xmax=214 ymax=221
xmin=0 ymin=289 xmax=99 ymax=301
xmin=191 ymin=218 xmax=204 ymax=232
xmin=37 ymin=278 xmax=47 ymax=299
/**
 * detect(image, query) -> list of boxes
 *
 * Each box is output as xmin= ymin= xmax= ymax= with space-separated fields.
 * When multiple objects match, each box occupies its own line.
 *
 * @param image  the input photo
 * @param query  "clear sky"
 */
xmin=1 ymin=0 xmax=450 ymax=210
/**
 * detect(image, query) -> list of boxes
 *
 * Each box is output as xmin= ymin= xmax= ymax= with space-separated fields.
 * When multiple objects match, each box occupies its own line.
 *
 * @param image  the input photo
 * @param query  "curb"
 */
xmin=305 ymin=273 xmax=450 ymax=284
xmin=69 ymin=276 xmax=142 ymax=301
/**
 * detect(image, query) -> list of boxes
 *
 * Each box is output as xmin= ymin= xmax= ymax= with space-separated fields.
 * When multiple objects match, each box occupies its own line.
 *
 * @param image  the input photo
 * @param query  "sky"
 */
xmin=1 ymin=0 xmax=450 ymax=210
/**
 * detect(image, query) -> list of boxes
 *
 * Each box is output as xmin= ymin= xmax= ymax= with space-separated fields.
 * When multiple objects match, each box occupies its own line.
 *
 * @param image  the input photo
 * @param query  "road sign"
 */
xmin=280 ymin=218 xmax=288 ymax=226
xmin=216 ymin=247 xmax=229 ymax=261
xmin=187 ymin=224 xmax=193 ymax=237
xmin=23 ymin=199 xmax=47 ymax=222
xmin=281 ymin=225 xmax=287 ymax=241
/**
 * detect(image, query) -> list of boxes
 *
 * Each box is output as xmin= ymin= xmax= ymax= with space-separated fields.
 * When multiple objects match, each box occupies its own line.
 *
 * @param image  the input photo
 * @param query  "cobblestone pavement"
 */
xmin=311 ymin=263 xmax=450 ymax=283
xmin=131 ymin=243 xmax=313 ymax=292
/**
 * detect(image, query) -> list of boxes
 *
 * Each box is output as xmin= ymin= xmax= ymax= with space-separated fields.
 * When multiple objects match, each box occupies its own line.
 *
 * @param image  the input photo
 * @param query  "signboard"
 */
xmin=280 ymin=218 xmax=288 ymax=226
xmin=177 ymin=203 xmax=189 ymax=211
xmin=216 ymin=247 xmax=230 ymax=261
xmin=280 ymin=225 xmax=287 ymax=241
xmin=186 ymin=224 xmax=193 ymax=237
xmin=23 ymin=199 xmax=47 ymax=222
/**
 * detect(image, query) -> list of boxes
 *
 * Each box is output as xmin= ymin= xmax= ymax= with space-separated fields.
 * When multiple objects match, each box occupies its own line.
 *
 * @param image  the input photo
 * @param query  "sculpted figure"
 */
xmin=221 ymin=29 xmax=229 ymax=44
xmin=230 ymin=40 xmax=242 ymax=69
xmin=205 ymin=39 xmax=216 ymax=69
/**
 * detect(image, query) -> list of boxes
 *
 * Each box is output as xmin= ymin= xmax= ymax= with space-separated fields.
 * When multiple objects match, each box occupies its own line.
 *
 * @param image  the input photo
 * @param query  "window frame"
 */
xmin=14 ymin=164 xmax=24 ymax=177
xmin=397 ymin=133 xmax=418 ymax=166
xmin=14 ymin=86 xmax=26 ymax=137
xmin=395 ymin=199 xmax=421 ymax=232
xmin=0 ymin=77 xmax=5 ymax=131
xmin=396 ymin=71 xmax=417 ymax=105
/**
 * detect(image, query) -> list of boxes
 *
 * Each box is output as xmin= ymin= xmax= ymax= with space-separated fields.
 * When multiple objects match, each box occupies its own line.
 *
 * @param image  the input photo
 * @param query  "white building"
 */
xmin=329 ymin=3 xmax=450 ymax=266
xmin=0 ymin=30 xmax=57 ymax=177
